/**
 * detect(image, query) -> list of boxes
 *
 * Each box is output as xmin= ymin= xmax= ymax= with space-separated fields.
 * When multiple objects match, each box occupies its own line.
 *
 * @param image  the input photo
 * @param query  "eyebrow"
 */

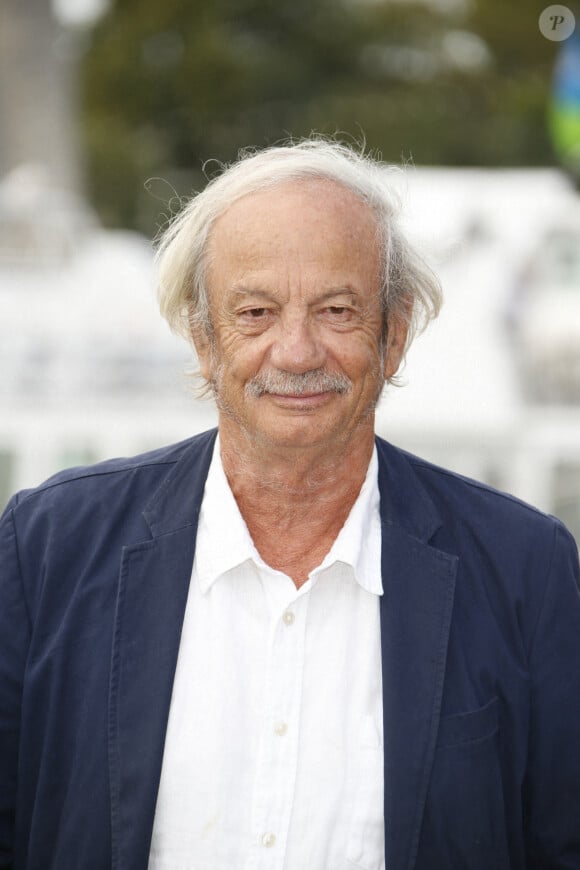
xmin=230 ymin=286 xmax=360 ymax=303
xmin=230 ymin=287 xmax=276 ymax=301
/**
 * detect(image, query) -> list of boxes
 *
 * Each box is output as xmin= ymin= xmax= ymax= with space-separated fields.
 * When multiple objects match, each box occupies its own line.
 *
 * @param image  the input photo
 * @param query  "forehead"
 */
xmin=206 ymin=179 xmax=381 ymax=284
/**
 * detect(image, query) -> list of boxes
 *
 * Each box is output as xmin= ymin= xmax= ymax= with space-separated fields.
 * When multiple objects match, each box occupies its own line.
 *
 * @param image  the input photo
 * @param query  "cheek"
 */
xmin=344 ymin=341 xmax=386 ymax=395
xmin=329 ymin=330 xmax=384 ymax=374
xmin=212 ymin=330 xmax=269 ymax=381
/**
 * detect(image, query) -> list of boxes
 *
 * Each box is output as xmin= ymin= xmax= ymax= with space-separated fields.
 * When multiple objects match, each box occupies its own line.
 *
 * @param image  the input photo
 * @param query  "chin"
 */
xmin=249 ymin=417 xmax=346 ymax=450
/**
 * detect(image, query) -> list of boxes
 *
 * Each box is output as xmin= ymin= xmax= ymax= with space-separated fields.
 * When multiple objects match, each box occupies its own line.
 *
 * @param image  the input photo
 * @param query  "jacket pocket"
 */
xmin=416 ymin=696 xmax=511 ymax=870
xmin=436 ymin=695 xmax=499 ymax=748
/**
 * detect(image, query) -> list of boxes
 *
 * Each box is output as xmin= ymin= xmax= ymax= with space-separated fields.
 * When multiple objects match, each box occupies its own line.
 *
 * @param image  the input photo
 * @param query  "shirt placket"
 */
xmin=245 ymin=592 xmax=309 ymax=870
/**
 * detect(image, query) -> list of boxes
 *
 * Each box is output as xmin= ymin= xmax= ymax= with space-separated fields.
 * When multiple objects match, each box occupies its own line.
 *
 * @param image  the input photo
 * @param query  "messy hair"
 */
xmin=155 ymin=138 xmax=442 ymax=384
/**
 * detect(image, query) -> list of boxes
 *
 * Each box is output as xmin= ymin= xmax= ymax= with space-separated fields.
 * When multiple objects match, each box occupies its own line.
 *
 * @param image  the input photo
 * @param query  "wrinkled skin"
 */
xmin=195 ymin=179 xmax=408 ymax=458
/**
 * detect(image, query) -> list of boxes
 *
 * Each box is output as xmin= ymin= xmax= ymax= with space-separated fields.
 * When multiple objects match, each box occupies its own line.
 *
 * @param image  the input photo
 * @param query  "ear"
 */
xmin=189 ymin=312 xmax=213 ymax=381
xmin=383 ymin=311 xmax=410 ymax=381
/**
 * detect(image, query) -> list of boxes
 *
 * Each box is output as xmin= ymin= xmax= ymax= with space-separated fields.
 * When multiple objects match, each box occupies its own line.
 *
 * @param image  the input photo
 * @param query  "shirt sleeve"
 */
xmin=0 ymin=497 xmax=31 ymax=869
xmin=525 ymin=520 xmax=580 ymax=867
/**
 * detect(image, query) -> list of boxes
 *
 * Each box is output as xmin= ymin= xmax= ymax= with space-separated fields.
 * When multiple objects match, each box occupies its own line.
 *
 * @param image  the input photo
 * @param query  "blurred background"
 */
xmin=1 ymin=0 xmax=580 ymax=543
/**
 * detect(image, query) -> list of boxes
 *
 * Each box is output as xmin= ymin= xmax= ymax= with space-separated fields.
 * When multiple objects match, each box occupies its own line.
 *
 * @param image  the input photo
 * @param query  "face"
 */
xmin=195 ymin=179 xmax=408 ymax=452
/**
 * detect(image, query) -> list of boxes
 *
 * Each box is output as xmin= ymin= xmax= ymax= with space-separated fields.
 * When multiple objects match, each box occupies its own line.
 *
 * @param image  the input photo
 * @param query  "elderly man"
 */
xmin=1 ymin=141 xmax=579 ymax=870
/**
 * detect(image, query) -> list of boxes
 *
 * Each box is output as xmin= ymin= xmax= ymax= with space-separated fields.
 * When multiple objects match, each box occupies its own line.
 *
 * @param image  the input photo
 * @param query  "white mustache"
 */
xmin=245 ymin=369 xmax=352 ymax=398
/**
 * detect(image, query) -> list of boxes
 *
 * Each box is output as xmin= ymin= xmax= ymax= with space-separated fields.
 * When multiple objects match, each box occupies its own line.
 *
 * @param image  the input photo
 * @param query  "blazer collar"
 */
xmin=142 ymin=428 xmax=218 ymax=538
xmin=141 ymin=431 xmax=442 ymax=542
xmin=375 ymin=437 xmax=442 ymax=543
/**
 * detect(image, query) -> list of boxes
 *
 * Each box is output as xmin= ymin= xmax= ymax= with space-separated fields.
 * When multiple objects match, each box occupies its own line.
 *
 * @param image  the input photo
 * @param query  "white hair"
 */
xmin=155 ymin=138 xmax=442 ymax=383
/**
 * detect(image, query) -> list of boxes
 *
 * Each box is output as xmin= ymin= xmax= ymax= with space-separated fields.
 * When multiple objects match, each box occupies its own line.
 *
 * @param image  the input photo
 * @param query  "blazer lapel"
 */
xmin=376 ymin=440 xmax=458 ymax=870
xmin=108 ymin=430 xmax=217 ymax=870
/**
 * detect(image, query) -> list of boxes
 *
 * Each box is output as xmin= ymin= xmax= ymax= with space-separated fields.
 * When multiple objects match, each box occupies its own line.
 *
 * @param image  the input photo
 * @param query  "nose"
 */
xmin=269 ymin=311 xmax=325 ymax=374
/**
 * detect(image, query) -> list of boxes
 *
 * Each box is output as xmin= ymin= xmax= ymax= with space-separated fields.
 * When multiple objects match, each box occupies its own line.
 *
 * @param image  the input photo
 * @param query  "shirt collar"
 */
xmin=194 ymin=435 xmax=260 ymax=593
xmin=314 ymin=445 xmax=383 ymax=596
xmin=194 ymin=435 xmax=382 ymax=596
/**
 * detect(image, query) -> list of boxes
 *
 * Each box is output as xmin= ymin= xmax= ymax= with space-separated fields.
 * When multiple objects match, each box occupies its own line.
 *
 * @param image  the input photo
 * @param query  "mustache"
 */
xmin=245 ymin=368 xmax=352 ymax=398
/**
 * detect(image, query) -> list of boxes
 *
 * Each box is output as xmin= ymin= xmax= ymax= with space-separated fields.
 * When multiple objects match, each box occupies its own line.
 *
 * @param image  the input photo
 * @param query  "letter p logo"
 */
xmin=539 ymin=5 xmax=576 ymax=40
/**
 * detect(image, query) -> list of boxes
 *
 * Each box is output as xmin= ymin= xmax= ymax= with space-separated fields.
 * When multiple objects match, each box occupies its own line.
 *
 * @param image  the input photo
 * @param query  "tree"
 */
xmin=80 ymin=0 xmax=560 ymax=232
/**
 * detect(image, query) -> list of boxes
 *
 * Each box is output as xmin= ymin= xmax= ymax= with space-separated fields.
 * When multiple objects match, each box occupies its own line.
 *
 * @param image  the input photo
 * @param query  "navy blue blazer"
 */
xmin=1 ymin=429 xmax=580 ymax=870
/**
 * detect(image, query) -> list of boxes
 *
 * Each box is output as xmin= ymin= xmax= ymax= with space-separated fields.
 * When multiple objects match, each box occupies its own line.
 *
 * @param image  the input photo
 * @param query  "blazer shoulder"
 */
xmin=415 ymin=453 xmax=557 ymax=523
xmin=375 ymin=435 xmax=571 ymax=545
xmin=7 ymin=428 xmax=218 ymax=519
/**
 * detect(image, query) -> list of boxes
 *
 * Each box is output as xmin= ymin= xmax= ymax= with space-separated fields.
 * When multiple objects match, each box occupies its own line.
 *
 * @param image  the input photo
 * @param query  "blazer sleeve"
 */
xmin=0 ymin=497 xmax=31 ymax=870
xmin=525 ymin=520 xmax=580 ymax=867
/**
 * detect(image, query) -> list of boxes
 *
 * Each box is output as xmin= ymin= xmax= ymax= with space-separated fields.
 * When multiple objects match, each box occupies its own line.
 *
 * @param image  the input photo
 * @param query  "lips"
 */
xmin=266 ymin=391 xmax=333 ymax=407
xmin=271 ymin=392 xmax=326 ymax=399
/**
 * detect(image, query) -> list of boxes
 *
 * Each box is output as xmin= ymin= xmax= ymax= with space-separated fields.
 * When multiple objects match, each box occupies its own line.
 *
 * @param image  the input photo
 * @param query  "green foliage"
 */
xmin=80 ymin=0 xmax=561 ymax=232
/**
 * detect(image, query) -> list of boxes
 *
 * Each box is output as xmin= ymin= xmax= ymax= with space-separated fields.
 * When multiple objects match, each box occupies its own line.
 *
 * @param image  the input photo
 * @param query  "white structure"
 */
xmin=0 ymin=165 xmax=213 ymax=508
xmin=1 ymin=167 xmax=579 ymax=544
xmin=377 ymin=167 xmax=580 ymax=541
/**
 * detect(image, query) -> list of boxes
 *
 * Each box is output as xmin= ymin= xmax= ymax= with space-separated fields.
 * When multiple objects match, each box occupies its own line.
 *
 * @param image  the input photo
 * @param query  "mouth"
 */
xmin=265 ymin=391 xmax=334 ymax=408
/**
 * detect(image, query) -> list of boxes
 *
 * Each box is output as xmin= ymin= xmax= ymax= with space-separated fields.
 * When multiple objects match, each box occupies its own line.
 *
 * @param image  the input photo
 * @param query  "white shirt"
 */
xmin=148 ymin=438 xmax=385 ymax=870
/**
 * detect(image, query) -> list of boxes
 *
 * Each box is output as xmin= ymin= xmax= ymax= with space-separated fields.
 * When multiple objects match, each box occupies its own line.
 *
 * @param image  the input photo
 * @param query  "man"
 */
xmin=1 ymin=140 xmax=579 ymax=870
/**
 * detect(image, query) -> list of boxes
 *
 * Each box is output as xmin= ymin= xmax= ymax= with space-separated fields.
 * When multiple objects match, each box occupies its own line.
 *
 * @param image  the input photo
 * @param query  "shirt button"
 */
xmin=282 ymin=610 xmax=295 ymax=626
xmin=261 ymin=832 xmax=276 ymax=848
xmin=273 ymin=720 xmax=288 ymax=736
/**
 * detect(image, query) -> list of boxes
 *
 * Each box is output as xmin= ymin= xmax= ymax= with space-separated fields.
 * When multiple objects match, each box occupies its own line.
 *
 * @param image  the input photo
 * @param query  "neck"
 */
xmin=218 ymin=416 xmax=375 ymax=528
xmin=218 ymin=418 xmax=375 ymax=587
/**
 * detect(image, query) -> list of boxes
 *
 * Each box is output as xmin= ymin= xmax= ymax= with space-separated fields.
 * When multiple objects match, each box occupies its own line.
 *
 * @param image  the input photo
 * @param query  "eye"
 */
xmin=323 ymin=305 xmax=353 ymax=320
xmin=236 ymin=307 xmax=273 ymax=330
xmin=241 ymin=307 xmax=268 ymax=318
